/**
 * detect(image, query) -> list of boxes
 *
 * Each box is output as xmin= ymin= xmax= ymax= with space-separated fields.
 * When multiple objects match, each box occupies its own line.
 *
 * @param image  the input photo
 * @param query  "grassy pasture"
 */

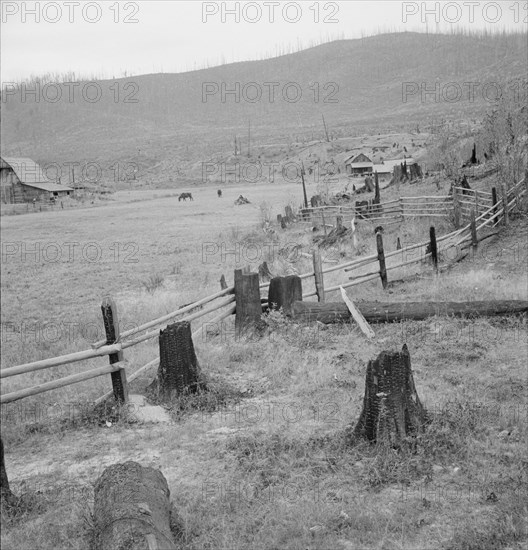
xmin=1 ymin=179 xmax=527 ymax=550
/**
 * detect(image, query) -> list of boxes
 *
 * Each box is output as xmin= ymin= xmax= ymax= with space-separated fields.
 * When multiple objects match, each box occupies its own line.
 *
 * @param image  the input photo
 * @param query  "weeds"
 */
xmin=142 ymin=273 xmax=164 ymax=293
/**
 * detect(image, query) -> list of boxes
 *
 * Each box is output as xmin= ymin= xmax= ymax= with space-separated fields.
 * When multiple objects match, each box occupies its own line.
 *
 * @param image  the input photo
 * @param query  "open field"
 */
xmin=1 ymin=176 xmax=527 ymax=549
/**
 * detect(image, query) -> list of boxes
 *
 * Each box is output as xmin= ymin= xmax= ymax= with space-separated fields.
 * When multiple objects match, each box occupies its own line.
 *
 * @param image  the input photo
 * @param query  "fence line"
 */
xmin=1 ymin=178 xmax=525 ymax=406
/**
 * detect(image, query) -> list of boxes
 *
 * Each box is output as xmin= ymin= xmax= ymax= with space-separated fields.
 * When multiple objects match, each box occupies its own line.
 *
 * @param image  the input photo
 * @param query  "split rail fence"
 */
xmin=0 ymin=178 xmax=525 ymax=408
xmin=298 ymin=186 xmax=503 ymax=229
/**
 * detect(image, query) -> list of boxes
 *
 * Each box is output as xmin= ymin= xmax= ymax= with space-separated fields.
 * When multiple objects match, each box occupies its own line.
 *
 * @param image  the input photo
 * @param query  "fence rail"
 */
xmin=1 ymin=177 xmax=525 ymax=406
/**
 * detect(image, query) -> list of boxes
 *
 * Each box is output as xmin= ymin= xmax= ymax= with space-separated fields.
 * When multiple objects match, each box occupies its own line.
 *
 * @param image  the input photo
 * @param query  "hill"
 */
xmin=1 ymin=31 xmax=526 ymax=182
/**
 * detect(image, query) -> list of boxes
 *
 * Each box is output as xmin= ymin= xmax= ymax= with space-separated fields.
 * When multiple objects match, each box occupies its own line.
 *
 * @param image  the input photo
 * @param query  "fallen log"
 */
xmin=292 ymin=300 xmax=528 ymax=324
xmin=94 ymin=461 xmax=177 ymax=550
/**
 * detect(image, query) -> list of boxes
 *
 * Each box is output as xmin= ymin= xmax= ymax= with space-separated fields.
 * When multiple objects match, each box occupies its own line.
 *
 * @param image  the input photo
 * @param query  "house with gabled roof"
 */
xmin=0 ymin=157 xmax=74 ymax=203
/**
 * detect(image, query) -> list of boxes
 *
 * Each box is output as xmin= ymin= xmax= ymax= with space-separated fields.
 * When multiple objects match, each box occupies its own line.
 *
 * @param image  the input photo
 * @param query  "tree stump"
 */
xmin=268 ymin=276 xmax=302 ymax=316
xmin=353 ymin=345 xmax=427 ymax=446
xmin=151 ymin=321 xmax=205 ymax=401
xmin=93 ymin=461 xmax=178 ymax=550
xmin=0 ymin=438 xmax=16 ymax=507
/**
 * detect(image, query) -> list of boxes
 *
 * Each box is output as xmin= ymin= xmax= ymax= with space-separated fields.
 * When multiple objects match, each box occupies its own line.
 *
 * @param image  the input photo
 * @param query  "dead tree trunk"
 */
xmin=353 ymin=345 xmax=427 ymax=445
xmin=93 ymin=461 xmax=178 ymax=550
xmin=268 ymin=275 xmax=302 ymax=316
xmin=151 ymin=321 xmax=205 ymax=400
xmin=0 ymin=438 xmax=16 ymax=507
xmin=292 ymin=300 xmax=528 ymax=324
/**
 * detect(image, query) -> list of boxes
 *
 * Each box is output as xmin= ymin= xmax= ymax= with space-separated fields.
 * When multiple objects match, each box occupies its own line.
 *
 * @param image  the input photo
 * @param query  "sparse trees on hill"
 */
xmin=481 ymin=91 xmax=528 ymax=188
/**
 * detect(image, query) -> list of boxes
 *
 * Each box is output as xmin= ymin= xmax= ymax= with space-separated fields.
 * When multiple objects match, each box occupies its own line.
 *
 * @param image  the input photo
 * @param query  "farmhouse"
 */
xmin=0 ymin=157 xmax=73 ymax=203
xmin=370 ymin=157 xmax=417 ymax=183
xmin=344 ymin=153 xmax=374 ymax=176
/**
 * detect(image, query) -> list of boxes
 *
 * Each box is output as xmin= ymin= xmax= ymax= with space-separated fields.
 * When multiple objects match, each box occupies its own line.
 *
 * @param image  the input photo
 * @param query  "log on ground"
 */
xmin=292 ymin=300 xmax=528 ymax=324
xmin=93 ymin=461 xmax=178 ymax=550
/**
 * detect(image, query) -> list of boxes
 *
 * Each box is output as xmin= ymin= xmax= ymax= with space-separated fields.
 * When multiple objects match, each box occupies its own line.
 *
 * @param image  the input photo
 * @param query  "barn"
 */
xmin=0 ymin=157 xmax=74 ymax=203
xmin=344 ymin=153 xmax=374 ymax=176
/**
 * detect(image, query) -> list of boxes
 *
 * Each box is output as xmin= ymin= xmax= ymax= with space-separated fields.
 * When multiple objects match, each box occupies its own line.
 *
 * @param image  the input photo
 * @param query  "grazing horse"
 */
xmin=217 ymin=189 xmax=222 ymax=198
xmin=178 ymin=193 xmax=193 ymax=202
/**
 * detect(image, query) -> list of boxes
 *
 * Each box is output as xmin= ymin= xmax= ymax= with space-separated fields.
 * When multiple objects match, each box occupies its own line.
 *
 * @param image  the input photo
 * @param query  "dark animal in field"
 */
xmin=217 ymin=189 xmax=222 ymax=198
xmin=179 ymin=193 xmax=193 ymax=202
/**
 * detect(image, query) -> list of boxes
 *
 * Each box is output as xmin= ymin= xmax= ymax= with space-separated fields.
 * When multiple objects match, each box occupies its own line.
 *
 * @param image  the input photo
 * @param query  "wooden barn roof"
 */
xmin=0 ymin=157 xmax=49 ymax=183
xmin=21 ymin=182 xmax=74 ymax=192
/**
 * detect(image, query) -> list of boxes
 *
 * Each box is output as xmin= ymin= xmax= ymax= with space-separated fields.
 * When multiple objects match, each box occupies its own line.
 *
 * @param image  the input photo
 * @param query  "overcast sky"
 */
xmin=1 ymin=1 xmax=525 ymax=82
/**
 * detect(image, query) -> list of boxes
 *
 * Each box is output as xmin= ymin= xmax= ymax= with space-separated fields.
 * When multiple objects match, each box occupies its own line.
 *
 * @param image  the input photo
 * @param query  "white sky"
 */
xmin=1 ymin=1 xmax=525 ymax=82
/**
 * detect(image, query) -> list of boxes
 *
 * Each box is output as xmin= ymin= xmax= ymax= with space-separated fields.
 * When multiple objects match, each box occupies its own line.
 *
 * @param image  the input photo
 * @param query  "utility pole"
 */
xmin=322 ymin=114 xmax=330 ymax=142
xmin=301 ymin=162 xmax=308 ymax=209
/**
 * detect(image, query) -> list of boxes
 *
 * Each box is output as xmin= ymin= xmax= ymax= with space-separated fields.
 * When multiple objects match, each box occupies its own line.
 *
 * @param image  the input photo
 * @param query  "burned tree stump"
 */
xmin=0 ymin=438 xmax=16 ymax=508
xmin=151 ymin=321 xmax=205 ymax=401
xmin=353 ymin=345 xmax=427 ymax=446
xmin=94 ymin=461 xmax=178 ymax=550
xmin=268 ymin=275 xmax=302 ymax=316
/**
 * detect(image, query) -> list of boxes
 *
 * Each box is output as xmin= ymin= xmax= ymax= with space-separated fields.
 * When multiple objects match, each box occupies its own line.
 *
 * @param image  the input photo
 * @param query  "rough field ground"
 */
xmin=1 ymin=180 xmax=527 ymax=550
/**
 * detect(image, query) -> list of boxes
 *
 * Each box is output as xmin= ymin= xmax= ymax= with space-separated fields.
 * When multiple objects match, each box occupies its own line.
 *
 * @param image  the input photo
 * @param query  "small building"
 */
xmin=0 ymin=157 xmax=74 ymax=203
xmin=344 ymin=153 xmax=374 ymax=176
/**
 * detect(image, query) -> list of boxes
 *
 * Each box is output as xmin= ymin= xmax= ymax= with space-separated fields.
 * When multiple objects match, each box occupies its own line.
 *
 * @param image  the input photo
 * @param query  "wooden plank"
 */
xmin=1 ymin=362 xmax=124 ymax=404
xmin=340 ymin=287 xmax=375 ymax=339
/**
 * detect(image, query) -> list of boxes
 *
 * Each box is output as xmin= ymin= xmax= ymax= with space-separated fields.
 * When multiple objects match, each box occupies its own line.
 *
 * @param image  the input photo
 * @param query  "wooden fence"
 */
xmin=297 ymin=184 xmax=516 ymax=229
xmin=0 ymin=178 xmax=525 ymax=407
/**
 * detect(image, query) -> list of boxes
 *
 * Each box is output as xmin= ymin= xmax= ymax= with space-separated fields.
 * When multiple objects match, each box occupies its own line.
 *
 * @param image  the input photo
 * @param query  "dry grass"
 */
xmin=1 ymin=184 xmax=527 ymax=550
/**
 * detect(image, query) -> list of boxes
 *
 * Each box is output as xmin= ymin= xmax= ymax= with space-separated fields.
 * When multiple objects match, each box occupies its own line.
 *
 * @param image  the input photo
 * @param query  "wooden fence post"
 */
xmin=452 ymin=186 xmax=461 ymax=228
xmin=351 ymin=216 xmax=357 ymax=252
xmin=101 ymin=297 xmax=128 ymax=404
xmin=501 ymin=183 xmax=509 ymax=226
xmin=268 ymin=275 xmax=302 ymax=316
xmin=321 ymin=211 xmax=327 ymax=236
xmin=234 ymin=269 xmax=262 ymax=336
xmin=312 ymin=249 xmax=325 ymax=302
xmin=470 ymin=209 xmax=478 ymax=250
xmin=492 ymin=187 xmax=499 ymax=226
xmin=429 ymin=227 xmax=438 ymax=273
xmin=336 ymin=215 xmax=343 ymax=230
xmin=376 ymin=230 xmax=388 ymax=290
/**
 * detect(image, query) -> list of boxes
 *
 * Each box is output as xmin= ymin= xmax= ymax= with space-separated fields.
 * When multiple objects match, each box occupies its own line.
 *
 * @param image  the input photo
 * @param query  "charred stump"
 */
xmin=268 ymin=275 xmax=302 ymax=316
xmin=353 ymin=345 xmax=427 ymax=446
xmin=150 ymin=321 xmax=205 ymax=401
xmin=93 ymin=461 xmax=178 ymax=550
